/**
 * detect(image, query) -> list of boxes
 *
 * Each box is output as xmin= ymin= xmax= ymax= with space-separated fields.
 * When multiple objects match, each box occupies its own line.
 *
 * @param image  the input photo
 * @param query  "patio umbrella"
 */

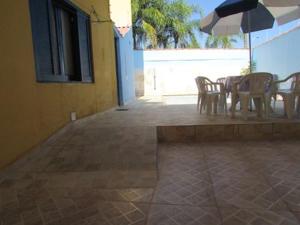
xmin=216 ymin=0 xmax=259 ymax=17
xmin=200 ymin=1 xmax=300 ymax=71
xmin=216 ymin=0 xmax=300 ymax=25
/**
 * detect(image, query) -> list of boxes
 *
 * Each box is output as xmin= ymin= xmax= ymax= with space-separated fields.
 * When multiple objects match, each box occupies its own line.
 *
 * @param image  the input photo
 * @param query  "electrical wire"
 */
xmin=70 ymin=0 xmax=112 ymax=23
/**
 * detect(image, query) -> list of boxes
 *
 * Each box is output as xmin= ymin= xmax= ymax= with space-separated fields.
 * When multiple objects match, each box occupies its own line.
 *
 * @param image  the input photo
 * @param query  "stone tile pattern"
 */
xmin=157 ymin=122 xmax=300 ymax=143
xmin=1 ymin=96 xmax=300 ymax=225
xmin=2 ymin=141 xmax=300 ymax=225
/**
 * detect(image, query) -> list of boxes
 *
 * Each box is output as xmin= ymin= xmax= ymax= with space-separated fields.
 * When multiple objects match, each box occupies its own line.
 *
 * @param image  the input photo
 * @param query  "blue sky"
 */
xmin=188 ymin=0 xmax=300 ymax=48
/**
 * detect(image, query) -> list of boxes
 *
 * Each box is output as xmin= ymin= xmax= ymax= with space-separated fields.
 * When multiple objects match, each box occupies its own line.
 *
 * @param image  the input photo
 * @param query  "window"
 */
xmin=29 ymin=0 xmax=93 ymax=82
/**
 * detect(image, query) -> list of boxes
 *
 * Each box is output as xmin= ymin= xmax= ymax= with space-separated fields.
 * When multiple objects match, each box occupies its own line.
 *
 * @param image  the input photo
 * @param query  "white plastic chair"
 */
xmin=231 ymin=73 xmax=273 ymax=120
xmin=273 ymin=72 xmax=300 ymax=119
xmin=195 ymin=76 xmax=227 ymax=115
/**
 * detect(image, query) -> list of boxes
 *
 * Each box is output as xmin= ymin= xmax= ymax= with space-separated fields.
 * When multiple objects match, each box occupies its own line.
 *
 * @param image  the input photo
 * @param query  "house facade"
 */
xmin=110 ymin=0 xmax=136 ymax=105
xmin=0 ymin=0 xmax=118 ymax=169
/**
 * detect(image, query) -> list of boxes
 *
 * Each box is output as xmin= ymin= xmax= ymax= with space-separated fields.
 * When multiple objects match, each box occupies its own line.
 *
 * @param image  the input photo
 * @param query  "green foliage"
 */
xmin=132 ymin=0 xmax=202 ymax=49
xmin=241 ymin=61 xmax=257 ymax=75
xmin=205 ymin=35 xmax=240 ymax=49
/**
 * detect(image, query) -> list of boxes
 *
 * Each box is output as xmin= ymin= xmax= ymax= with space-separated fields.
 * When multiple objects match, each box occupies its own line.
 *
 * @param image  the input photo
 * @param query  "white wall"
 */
xmin=134 ymin=49 xmax=249 ymax=96
xmin=253 ymin=26 xmax=300 ymax=89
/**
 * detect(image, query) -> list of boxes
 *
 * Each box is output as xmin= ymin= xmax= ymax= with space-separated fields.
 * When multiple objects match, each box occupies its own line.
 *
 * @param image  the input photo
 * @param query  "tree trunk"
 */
xmin=174 ymin=36 xmax=179 ymax=48
xmin=243 ymin=34 xmax=249 ymax=48
xmin=133 ymin=30 xmax=137 ymax=49
xmin=163 ymin=40 xmax=167 ymax=49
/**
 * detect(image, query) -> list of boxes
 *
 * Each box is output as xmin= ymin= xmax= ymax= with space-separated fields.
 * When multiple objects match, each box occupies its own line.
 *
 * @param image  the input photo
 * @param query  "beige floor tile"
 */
xmin=96 ymin=201 xmax=149 ymax=225
xmin=147 ymin=204 xmax=221 ymax=225
xmin=2 ymin=97 xmax=300 ymax=225
xmin=267 ymin=178 xmax=300 ymax=211
xmin=220 ymin=207 xmax=300 ymax=225
xmin=293 ymin=212 xmax=300 ymax=223
xmin=153 ymin=144 xmax=216 ymax=207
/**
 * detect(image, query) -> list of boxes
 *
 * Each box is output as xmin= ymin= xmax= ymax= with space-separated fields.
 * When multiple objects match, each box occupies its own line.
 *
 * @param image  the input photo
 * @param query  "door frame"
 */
xmin=113 ymin=29 xmax=124 ymax=106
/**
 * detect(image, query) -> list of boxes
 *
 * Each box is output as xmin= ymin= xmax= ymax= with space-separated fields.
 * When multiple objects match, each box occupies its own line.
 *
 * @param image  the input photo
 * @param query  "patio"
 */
xmin=1 ymin=96 xmax=300 ymax=225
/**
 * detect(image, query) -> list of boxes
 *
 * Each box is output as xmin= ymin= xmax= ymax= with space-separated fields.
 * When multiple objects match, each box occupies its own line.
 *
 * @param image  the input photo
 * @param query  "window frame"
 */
xmin=30 ymin=0 xmax=94 ymax=84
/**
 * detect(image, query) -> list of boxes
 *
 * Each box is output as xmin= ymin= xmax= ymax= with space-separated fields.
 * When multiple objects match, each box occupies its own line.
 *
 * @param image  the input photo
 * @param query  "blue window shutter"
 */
xmin=77 ymin=12 xmax=93 ymax=82
xmin=29 ymin=0 xmax=54 ymax=80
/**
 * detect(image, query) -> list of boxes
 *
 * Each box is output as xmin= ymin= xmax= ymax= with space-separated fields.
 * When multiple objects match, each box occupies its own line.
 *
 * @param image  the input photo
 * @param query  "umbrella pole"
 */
xmin=249 ymin=32 xmax=252 ymax=73
xmin=248 ymin=32 xmax=253 ymax=111
xmin=247 ymin=11 xmax=252 ymax=73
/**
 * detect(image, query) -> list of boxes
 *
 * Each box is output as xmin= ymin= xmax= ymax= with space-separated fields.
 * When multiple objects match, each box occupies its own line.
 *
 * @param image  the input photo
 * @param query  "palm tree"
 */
xmin=205 ymin=35 xmax=239 ymax=48
xmin=132 ymin=0 xmax=166 ymax=49
xmin=132 ymin=0 xmax=202 ymax=49
xmin=164 ymin=0 xmax=201 ymax=48
xmin=241 ymin=60 xmax=257 ymax=75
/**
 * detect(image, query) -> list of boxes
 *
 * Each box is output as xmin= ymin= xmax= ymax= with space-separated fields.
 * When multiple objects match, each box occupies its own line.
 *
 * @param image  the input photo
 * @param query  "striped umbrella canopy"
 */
xmin=200 ymin=0 xmax=300 ymax=71
xmin=216 ymin=0 xmax=300 ymax=17
xmin=201 ymin=0 xmax=300 ymax=35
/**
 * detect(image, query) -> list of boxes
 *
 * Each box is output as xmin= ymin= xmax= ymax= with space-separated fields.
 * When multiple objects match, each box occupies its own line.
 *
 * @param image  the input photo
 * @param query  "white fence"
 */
xmin=134 ymin=49 xmax=249 ymax=96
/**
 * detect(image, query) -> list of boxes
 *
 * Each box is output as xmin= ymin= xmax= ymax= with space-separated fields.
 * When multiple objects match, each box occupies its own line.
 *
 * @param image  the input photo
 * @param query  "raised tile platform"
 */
xmin=157 ymin=121 xmax=300 ymax=142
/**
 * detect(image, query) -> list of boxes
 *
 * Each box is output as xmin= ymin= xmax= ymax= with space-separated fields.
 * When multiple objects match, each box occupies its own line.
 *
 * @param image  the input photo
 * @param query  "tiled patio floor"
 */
xmin=1 ymin=96 xmax=300 ymax=224
xmin=1 ymin=142 xmax=300 ymax=225
xmin=78 ymin=96 xmax=298 ymax=127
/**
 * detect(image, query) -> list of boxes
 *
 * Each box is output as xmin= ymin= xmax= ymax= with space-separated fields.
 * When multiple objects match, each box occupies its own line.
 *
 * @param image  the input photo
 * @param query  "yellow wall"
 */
xmin=0 ymin=0 xmax=118 ymax=169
